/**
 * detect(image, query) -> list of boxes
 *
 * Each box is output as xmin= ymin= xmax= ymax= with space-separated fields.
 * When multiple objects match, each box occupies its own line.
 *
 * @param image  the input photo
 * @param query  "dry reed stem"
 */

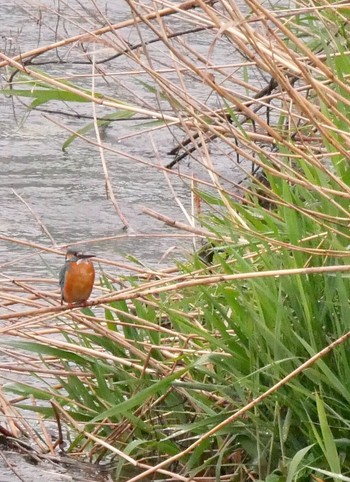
xmin=0 ymin=386 xmax=48 ymax=451
xmin=50 ymin=400 xmax=188 ymax=480
xmin=143 ymin=206 xmax=350 ymax=254
xmin=0 ymin=451 xmax=25 ymax=482
xmin=1 ymin=263 xmax=350 ymax=323
xmin=113 ymin=0 xmax=350 ymax=203
xmin=0 ymin=231 xmax=184 ymax=277
xmin=0 ymin=0 xmax=202 ymax=68
xmin=45 ymin=100 xmax=350 ymax=231
xmin=91 ymin=55 xmax=130 ymax=229
xmin=12 ymin=190 xmax=56 ymax=245
xmin=17 ymin=329 xmax=156 ymax=374
xmin=0 ymin=364 xmax=93 ymax=377
xmin=42 ymin=114 xmax=257 ymax=210
xmin=11 ymin=307 xmax=198 ymax=379
xmin=0 ymin=51 xmax=181 ymax=122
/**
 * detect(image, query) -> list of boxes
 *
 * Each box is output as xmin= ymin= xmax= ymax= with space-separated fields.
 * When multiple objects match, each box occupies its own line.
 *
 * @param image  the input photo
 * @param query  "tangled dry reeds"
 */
xmin=2 ymin=0 xmax=350 ymax=479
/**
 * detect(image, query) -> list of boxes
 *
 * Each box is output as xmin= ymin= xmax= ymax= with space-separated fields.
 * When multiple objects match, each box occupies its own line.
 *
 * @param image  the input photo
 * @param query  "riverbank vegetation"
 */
xmin=1 ymin=0 xmax=350 ymax=480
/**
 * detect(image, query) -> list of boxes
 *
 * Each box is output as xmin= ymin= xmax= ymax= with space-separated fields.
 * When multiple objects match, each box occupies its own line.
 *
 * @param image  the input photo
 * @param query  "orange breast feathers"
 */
xmin=62 ymin=259 xmax=95 ymax=304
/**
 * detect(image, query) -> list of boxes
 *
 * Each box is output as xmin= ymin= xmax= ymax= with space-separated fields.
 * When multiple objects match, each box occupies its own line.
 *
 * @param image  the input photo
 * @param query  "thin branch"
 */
xmin=1 ymin=263 xmax=350 ymax=322
xmin=91 ymin=55 xmax=129 ymax=229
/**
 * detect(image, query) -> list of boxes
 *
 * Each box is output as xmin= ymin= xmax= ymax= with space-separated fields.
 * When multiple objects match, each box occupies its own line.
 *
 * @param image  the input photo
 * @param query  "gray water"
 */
xmin=1 ymin=0 xmax=259 ymax=283
xmin=1 ymin=1 xmax=191 ymax=278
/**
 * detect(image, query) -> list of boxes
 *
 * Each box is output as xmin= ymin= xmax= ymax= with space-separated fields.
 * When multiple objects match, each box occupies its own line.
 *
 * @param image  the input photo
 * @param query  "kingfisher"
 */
xmin=59 ymin=248 xmax=95 ymax=305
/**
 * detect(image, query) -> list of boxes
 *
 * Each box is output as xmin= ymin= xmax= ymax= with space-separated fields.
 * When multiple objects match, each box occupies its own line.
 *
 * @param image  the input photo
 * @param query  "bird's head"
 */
xmin=65 ymin=247 xmax=95 ymax=261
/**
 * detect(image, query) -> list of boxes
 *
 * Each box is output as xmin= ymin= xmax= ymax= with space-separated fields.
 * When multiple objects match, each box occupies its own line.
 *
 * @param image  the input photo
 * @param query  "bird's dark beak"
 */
xmin=79 ymin=254 xmax=96 ymax=259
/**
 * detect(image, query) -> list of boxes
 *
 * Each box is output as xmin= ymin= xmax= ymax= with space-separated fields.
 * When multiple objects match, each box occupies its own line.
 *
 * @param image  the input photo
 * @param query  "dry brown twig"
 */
xmin=91 ymin=54 xmax=130 ymax=229
xmin=0 ymin=0 xmax=203 ymax=69
xmin=1 ymin=262 xmax=350 ymax=323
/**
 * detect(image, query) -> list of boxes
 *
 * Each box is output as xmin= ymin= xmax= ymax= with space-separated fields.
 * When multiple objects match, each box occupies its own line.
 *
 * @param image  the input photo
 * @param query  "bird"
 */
xmin=59 ymin=248 xmax=95 ymax=305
